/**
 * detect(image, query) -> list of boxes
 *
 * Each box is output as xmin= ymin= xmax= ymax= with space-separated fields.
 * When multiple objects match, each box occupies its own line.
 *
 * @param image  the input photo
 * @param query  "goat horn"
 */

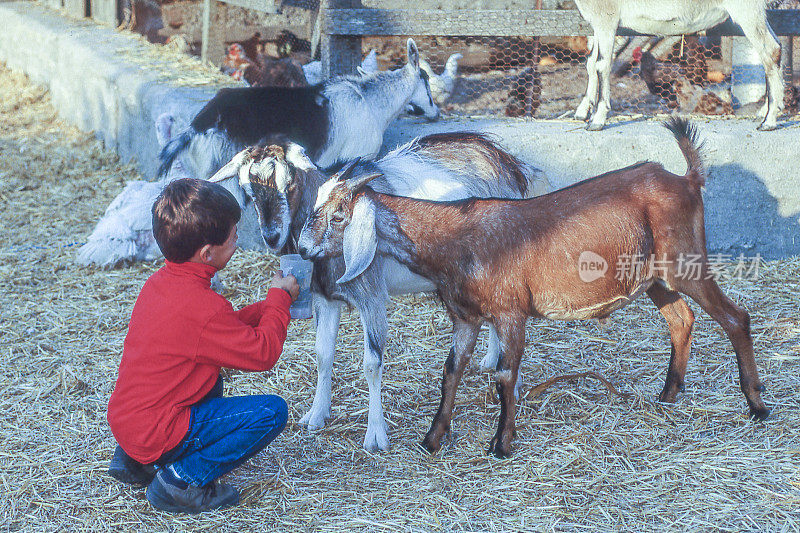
xmin=348 ymin=172 xmax=382 ymax=192
xmin=336 ymin=158 xmax=362 ymax=181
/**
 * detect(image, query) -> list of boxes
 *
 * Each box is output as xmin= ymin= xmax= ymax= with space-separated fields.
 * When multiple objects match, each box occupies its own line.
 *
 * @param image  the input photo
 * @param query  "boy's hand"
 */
xmin=271 ymin=271 xmax=300 ymax=303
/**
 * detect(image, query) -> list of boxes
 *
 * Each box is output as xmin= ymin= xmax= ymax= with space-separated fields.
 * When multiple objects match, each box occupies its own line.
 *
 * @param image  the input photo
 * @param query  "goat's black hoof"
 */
xmin=756 ymin=384 xmax=766 ymax=392
xmin=487 ymin=437 xmax=512 ymax=459
xmin=749 ymin=407 xmax=771 ymax=421
xmin=421 ymin=433 xmax=442 ymax=455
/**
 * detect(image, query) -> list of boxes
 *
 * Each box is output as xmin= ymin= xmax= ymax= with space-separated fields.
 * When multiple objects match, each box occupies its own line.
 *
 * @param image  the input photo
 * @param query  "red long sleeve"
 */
xmin=197 ymin=289 xmax=291 ymax=371
xmin=107 ymin=261 xmax=291 ymax=464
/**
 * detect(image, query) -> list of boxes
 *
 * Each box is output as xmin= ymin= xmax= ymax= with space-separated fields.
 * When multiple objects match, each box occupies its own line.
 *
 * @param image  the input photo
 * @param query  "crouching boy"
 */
xmin=106 ymin=178 xmax=300 ymax=513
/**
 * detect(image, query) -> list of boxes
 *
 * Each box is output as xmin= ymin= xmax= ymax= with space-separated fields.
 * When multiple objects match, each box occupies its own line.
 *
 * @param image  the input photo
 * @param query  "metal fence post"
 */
xmin=322 ymin=0 xmax=363 ymax=79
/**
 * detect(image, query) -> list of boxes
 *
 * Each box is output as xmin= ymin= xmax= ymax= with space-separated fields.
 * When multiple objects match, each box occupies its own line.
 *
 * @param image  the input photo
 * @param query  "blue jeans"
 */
xmin=156 ymin=376 xmax=288 ymax=487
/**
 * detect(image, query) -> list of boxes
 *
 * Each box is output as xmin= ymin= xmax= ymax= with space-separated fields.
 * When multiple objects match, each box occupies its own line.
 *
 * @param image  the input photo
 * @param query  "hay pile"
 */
xmin=1 ymin=62 xmax=799 ymax=531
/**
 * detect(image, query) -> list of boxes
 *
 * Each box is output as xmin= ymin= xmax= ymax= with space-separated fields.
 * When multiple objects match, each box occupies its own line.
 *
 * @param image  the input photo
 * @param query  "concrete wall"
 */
xmin=385 ymin=118 xmax=800 ymax=259
xmin=2 ymin=1 xmax=799 ymax=258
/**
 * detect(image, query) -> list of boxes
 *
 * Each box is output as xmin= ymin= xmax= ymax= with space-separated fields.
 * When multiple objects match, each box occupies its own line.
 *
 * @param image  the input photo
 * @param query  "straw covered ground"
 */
xmin=1 ymin=62 xmax=799 ymax=532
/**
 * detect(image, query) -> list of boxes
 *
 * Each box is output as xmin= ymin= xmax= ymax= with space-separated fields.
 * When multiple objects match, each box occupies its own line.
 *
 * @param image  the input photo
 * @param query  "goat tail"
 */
xmin=664 ymin=117 xmax=707 ymax=190
xmin=157 ymin=129 xmax=193 ymax=179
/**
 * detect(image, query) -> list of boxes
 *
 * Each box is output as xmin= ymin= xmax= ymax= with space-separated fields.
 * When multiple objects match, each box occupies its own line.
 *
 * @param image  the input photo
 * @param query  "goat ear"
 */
xmin=338 ymin=198 xmax=377 ymax=284
xmin=209 ymin=149 xmax=251 ymax=183
xmin=347 ymin=172 xmax=381 ymax=193
xmin=406 ymin=38 xmax=419 ymax=71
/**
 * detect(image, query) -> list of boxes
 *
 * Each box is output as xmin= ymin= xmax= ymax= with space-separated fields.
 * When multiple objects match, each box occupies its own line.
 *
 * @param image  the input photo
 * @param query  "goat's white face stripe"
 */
xmin=275 ymin=161 xmax=291 ymax=192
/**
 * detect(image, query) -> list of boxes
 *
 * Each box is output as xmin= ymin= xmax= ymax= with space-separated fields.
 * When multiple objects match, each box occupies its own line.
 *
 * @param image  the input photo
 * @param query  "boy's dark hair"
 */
xmin=152 ymin=178 xmax=242 ymax=262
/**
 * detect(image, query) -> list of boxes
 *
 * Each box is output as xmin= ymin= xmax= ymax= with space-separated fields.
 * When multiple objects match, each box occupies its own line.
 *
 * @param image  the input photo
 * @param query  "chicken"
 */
xmin=634 ymin=47 xmax=732 ymax=115
xmin=419 ymin=53 xmax=462 ymax=105
xmin=118 ymin=0 xmax=164 ymax=43
xmin=634 ymin=47 xmax=686 ymax=108
xmin=238 ymin=32 xmax=262 ymax=65
xmin=505 ymin=67 xmax=542 ymax=117
xmin=244 ymin=56 xmax=308 ymax=88
xmin=221 ymin=43 xmax=257 ymax=82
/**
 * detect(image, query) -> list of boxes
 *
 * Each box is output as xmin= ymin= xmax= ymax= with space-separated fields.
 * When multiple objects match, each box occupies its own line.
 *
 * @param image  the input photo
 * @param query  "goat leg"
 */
xmin=647 ymin=284 xmax=695 ymax=403
xmin=299 ymin=297 xmax=341 ymax=429
xmin=675 ymin=276 xmax=769 ymax=420
xmin=422 ymin=320 xmax=479 ymax=454
xmin=487 ymin=318 xmax=524 ymax=458
xmin=360 ymin=299 xmax=390 ymax=451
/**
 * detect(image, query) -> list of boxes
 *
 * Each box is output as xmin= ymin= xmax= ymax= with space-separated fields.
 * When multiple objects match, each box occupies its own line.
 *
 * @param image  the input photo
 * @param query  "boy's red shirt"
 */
xmin=107 ymin=260 xmax=292 ymax=464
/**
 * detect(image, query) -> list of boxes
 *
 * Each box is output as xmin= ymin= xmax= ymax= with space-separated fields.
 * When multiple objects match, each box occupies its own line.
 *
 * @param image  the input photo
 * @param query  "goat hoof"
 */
xmin=421 ymin=431 xmax=443 ymax=454
xmin=756 ymin=384 xmax=766 ymax=392
xmin=487 ymin=437 xmax=512 ymax=459
xmin=757 ymin=121 xmax=777 ymax=132
xmin=299 ymin=409 xmax=329 ymax=430
xmin=749 ymin=406 xmax=770 ymax=421
xmin=657 ymin=385 xmax=682 ymax=403
xmin=586 ymin=122 xmax=605 ymax=132
xmin=363 ymin=423 xmax=390 ymax=452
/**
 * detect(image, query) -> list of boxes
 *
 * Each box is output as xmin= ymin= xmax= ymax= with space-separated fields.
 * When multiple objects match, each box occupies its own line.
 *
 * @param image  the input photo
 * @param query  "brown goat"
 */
xmin=297 ymin=118 xmax=769 ymax=458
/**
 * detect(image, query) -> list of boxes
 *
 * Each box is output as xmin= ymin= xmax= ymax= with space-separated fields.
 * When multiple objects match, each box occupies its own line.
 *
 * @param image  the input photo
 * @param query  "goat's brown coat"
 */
xmin=303 ymin=119 xmax=768 ymax=458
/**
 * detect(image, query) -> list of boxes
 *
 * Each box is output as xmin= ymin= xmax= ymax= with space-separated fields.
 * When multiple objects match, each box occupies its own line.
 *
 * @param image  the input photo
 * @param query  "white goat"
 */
xmin=76 ymin=113 xmax=190 ymax=267
xmin=573 ymin=0 xmax=784 ymax=130
xmin=303 ymin=49 xmax=379 ymax=85
xmin=158 ymin=39 xmax=438 ymax=181
xmin=420 ymin=53 xmax=462 ymax=105
xmin=208 ymin=133 xmax=551 ymax=451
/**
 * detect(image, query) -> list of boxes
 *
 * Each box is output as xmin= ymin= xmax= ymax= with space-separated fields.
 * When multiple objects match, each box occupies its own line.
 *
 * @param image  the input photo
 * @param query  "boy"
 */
xmin=107 ymin=178 xmax=300 ymax=513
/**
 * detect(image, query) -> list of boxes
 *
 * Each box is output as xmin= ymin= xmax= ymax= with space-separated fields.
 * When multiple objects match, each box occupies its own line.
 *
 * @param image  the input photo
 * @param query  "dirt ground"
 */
xmin=2 ymin=62 xmax=800 ymax=531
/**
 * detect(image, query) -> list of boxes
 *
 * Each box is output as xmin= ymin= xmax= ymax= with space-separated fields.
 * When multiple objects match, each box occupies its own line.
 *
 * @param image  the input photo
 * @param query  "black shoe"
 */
xmin=108 ymin=445 xmax=157 ymax=486
xmin=146 ymin=470 xmax=239 ymax=514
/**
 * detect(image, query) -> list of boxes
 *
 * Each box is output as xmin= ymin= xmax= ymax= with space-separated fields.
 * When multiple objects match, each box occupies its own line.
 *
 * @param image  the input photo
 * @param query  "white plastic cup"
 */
xmin=279 ymin=254 xmax=313 ymax=319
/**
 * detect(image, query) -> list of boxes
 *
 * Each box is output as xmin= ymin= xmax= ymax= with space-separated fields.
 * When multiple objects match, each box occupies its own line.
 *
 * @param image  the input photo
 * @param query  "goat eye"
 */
xmin=331 ymin=212 xmax=345 ymax=224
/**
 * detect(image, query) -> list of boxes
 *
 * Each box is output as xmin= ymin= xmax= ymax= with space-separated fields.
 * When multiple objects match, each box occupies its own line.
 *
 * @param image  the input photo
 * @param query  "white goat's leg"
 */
xmin=300 ymin=296 xmax=342 ymax=429
xmin=587 ymin=26 xmax=618 ymax=131
xmin=478 ymin=323 xmax=522 ymax=399
xmin=479 ymin=323 xmax=501 ymax=370
xmin=359 ymin=300 xmax=390 ymax=451
xmin=210 ymin=273 xmax=225 ymax=294
xmin=575 ymin=37 xmax=598 ymax=121
xmin=727 ymin=6 xmax=784 ymax=130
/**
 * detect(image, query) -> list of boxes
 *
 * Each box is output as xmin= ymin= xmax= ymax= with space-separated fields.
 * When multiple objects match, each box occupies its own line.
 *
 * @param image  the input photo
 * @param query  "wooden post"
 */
xmin=63 ymin=0 xmax=89 ymax=18
xmin=90 ymin=0 xmax=118 ymax=25
xmin=200 ymin=0 xmax=215 ymax=64
xmin=782 ymin=36 xmax=794 ymax=107
xmin=322 ymin=0 xmax=363 ymax=79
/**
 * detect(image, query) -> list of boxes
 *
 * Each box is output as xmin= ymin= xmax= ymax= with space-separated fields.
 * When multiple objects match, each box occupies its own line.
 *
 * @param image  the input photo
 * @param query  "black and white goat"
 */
xmin=158 ymin=39 xmax=438 ymax=181
xmin=573 ymin=0 xmax=784 ymax=130
xmin=297 ymin=118 xmax=769 ymax=458
xmin=208 ymin=133 xmax=551 ymax=451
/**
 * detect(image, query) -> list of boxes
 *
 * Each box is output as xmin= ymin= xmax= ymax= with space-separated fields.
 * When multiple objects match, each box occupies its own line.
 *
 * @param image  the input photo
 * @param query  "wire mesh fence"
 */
xmin=83 ymin=1 xmax=800 ymax=120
